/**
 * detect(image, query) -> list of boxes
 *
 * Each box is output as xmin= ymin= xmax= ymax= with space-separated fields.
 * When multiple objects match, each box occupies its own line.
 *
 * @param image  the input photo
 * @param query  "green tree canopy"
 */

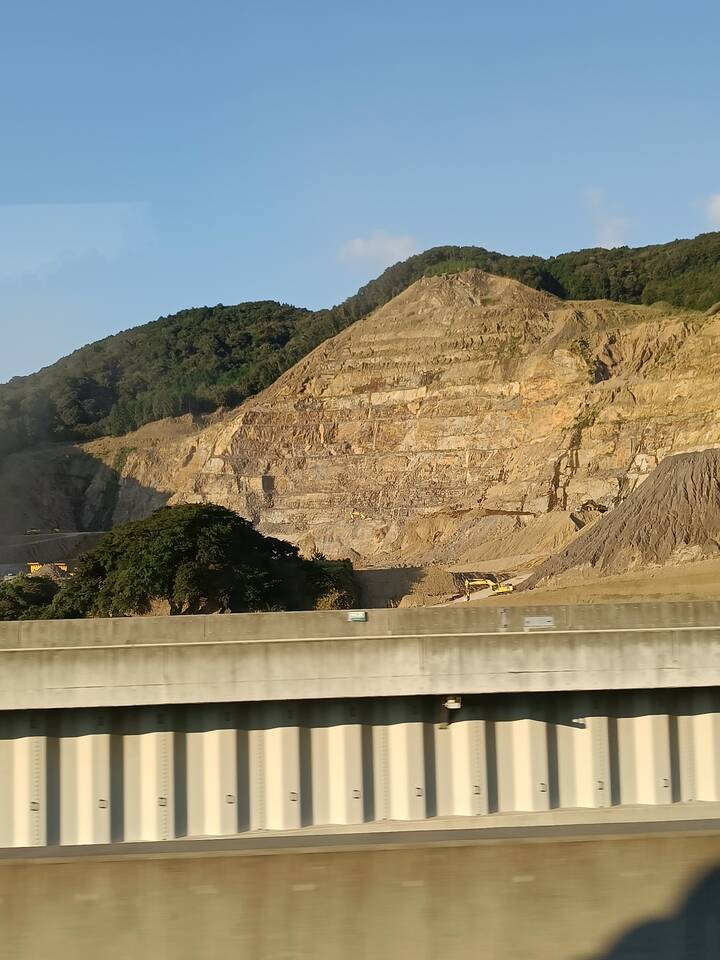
xmin=0 ymin=575 xmax=61 ymax=621
xmin=43 ymin=504 xmax=356 ymax=619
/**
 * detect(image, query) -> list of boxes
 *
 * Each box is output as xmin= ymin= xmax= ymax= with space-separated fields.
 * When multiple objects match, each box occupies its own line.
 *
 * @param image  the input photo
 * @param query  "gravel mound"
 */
xmin=522 ymin=449 xmax=720 ymax=588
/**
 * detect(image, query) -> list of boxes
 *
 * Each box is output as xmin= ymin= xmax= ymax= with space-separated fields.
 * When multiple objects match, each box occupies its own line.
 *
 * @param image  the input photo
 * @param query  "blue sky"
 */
xmin=1 ymin=0 xmax=718 ymax=383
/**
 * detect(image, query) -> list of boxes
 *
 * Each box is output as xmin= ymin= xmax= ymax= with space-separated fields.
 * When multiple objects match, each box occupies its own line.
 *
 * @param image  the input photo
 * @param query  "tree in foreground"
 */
xmin=0 ymin=575 xmax=61 ymax=621
xmin=45 ymin=504 xmax=357 ymax=619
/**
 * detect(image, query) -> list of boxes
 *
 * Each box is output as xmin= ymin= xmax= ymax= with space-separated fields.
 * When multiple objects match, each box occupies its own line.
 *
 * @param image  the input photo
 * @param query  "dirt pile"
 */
xmin=396 ymin=566 xmax=462 ymax=607
xmin=522 ymin=449 xmax=720 ymax=588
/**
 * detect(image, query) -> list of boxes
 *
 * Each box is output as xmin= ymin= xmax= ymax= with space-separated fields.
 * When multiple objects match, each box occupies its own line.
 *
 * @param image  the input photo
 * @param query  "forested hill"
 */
xmin=1 ymin=231 xmax=719 ymax=458
xmin=334 ymin=231 xmax=720 ymax=322
xmin=0 ymin=302 xmax=343 ymax=457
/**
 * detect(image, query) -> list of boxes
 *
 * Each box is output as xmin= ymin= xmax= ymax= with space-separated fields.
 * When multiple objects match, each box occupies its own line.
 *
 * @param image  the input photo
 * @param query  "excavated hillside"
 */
xmin=4 ymin=269 xmax=720 ymax=570
xmin=90 ymin=270 xmax=720 ymax=566
xmin=522 ymin=449 xmax=720 ymax=589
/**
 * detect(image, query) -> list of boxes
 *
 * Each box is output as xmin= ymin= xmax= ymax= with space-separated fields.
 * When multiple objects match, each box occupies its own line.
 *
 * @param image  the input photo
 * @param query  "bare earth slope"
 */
xmin=162 ymin=269 xmax=720 ymax=565
xmin=478 ymin=558 xmax=720 ymax=606
xmin=522 ymin=449 xmax=720 ymax=589
xmin=4 ymin=269 xmax=720 ymax=571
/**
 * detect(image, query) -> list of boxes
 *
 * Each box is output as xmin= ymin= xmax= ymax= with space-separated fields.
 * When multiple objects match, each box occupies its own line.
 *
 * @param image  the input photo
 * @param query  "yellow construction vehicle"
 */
xmin=463 ymin=576 xmax=514 ymax=601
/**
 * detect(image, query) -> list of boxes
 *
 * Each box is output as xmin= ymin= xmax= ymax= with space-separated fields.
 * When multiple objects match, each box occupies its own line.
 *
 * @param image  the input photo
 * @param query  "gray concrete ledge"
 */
xmin=2 ymin=600 xmax=720 ymax=710
xmin=3 ymin=802 xmax=720 ymax=862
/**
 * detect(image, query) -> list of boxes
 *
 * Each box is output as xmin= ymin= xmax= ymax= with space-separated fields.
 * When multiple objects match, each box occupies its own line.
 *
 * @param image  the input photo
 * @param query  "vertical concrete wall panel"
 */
xmin=386 ymin=701 xmax=426 ymax=821
xmin=495 ymin=714 xmax=550 ymax=813
xmin=248 ymin=725 xmax=266 ymax=831
xmin=185 ymin=722 xmax=204 ymax=837
xmin=310 ymin=719 xmax=330 ymax=826
xmin=311 ymin=703 xmax=364 ymax=826
xmin=58 ymin=712 xmax=111 ymax=845
xmin=677 ymin=690 xmax=720 ymax=802
xmin=371 ymin=717 xmax=391 ymax=822
xmin=186 ymin=706 xmax=238 ymax=838
xmin=262 ymin=705 xmax=302 ymax=831
xmin=0 ymin=726 xmax=13 ymax=847
xmin=434 ymin=719 xmax=488 ymax=817
xmin=555 ymin=697 xmax=611 ymax=809
xmin=328 ymin=721 xmax=364 ymax=824
xmin=122 ymin=708 xmax=174 ymax=842
xmin=617 ymin=696 xmax=672 ymax=805
xmin=690 ymin=711 xmax=720 ymax=801
xmin=6 ymin=715 xmax=48 ymax=847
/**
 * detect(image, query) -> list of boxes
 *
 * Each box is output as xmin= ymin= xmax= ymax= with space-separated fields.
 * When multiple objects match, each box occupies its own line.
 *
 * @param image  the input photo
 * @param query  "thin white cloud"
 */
xmin=0 ymin=202 xmax=151 ymax=279
xmin=584 ymin=188 xmax=629 ymax=249
xmin=596 ymin=215 xmax=629 ymax=249
xmin=705 ymin=193 xmax=720 ymax=227
xmin=339 ymin=230 xmax=417 ymax=268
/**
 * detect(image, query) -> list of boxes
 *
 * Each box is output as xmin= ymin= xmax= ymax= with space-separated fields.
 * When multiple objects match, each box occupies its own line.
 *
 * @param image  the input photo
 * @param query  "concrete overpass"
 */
xmin=3 ymin=601 xmax=720 ymax=848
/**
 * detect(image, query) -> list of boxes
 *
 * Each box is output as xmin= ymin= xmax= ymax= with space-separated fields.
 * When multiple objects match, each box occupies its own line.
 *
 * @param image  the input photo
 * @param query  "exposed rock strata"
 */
xmin=7 ymin=269 xmax=720 ymax=569
xmin=161 ymin=269 xmax=720 ymax=565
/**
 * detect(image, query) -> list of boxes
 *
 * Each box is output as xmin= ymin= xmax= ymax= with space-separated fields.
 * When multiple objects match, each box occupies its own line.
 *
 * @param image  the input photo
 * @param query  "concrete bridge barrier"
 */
xmin=2 ymin=600 xmax=720 ymax=710
xmin=3 ymin=601 xmax=720 ymax=849
xmin=1 ymin=688 xmax=720 ymax=848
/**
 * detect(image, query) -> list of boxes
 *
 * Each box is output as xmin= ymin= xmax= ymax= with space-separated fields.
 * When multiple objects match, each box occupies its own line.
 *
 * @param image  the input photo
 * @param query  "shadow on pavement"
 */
xmin=595 ymin=866 xmax=720 ymax=959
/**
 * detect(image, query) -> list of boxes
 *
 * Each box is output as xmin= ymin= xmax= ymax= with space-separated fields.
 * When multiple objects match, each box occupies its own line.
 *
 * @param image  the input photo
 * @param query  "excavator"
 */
xmin=463 ymin=575 xmax=514 ymax=601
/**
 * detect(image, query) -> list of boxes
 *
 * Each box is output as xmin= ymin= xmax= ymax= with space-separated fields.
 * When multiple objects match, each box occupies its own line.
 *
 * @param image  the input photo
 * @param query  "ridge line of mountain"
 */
xmin=1 ymin=231 xmax=718 ymax=460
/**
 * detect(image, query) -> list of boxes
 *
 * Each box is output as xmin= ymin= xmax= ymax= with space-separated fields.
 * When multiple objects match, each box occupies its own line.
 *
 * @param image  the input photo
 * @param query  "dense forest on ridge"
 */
xmin=1 ymin=231 xmax=719 ymax=458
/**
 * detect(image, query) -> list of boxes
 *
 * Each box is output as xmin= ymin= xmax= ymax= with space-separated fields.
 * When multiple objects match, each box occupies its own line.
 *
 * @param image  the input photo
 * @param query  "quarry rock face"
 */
xmin=16 ymin=269 xmax=720 ymax=569
xmin=522 ymin=449 xmax=720 ymax=587
xmin=129 ymin=269 xmax=720 ymax=566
